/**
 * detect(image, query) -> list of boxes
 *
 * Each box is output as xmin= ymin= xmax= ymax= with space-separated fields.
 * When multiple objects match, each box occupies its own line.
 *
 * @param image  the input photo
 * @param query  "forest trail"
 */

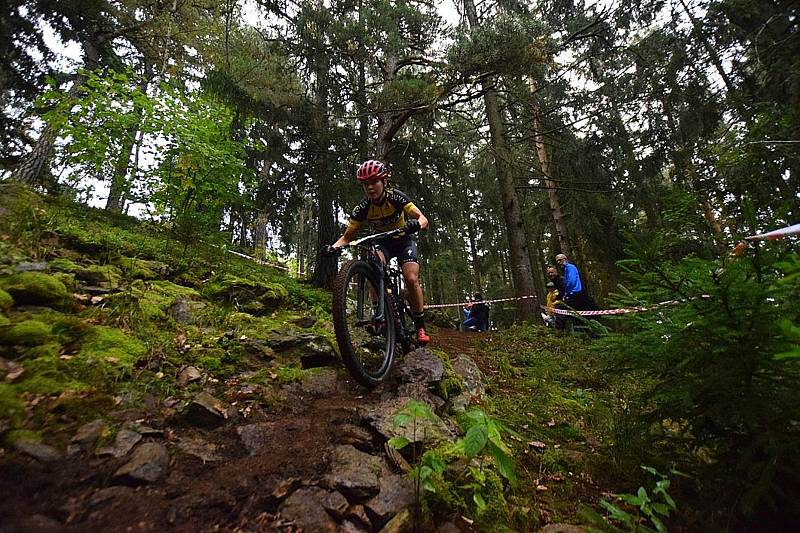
xmin=0 ymin=330 xmax=491 ymax=532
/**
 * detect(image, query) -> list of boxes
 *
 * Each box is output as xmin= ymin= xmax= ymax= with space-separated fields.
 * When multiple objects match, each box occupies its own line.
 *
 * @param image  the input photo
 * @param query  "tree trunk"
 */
xmin=11 ymin=39 xmax=102 ymax=189
xmin=529 ymin=77 xmax=571 ymax=258
xmin=10 ymin=126 xmax=58 ymax=187
xmin=464 ymin=0 xmax=539 ymax=319
xmin=312 ymin=28 xmax=337 ymax=289
xmin=106 ymin=72 xmax=151 ymax=211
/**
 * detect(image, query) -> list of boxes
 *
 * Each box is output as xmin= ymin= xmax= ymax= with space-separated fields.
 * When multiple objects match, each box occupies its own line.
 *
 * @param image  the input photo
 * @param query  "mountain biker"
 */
xmin=326 ymin=159 xmax=431 ymax=345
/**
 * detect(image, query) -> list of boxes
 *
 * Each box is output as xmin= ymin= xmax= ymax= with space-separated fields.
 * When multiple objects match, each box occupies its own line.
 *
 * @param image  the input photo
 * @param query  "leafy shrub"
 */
xmin=596 ymin=233 xmax=800 ymax=522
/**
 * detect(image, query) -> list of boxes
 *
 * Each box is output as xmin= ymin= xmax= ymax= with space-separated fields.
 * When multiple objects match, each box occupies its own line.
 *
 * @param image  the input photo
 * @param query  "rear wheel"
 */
xmin=333 ymin=260 xmax=396 ymax=388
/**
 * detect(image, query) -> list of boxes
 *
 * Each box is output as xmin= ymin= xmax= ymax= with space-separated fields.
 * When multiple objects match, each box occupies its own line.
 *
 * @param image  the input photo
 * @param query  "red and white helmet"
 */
xmin=356 ymin=159 xmax=390 ymax=182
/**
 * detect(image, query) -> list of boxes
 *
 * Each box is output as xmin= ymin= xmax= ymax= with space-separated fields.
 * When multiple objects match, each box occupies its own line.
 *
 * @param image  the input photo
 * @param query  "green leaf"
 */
xmin=600 ymin=500 xmax=633 ymax=525
xmin=473 ymin=492 xmax=487 ymax=511
xmin=387 ymin=436 xmax=410 ymax=450
xmin=619 ymin=493 xmax=644 ymax=506
xmin=463 ymin=424 xmax=488 ymax=458
xmin=487 ymin=441 xmax=517 ymax=484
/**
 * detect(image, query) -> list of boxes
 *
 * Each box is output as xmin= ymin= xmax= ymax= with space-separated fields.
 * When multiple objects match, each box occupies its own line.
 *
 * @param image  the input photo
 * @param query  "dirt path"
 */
xmin=0 ymin=328 xmax=496 ymax=532
xmin=0 ymin=371 xmax=392 ymax=532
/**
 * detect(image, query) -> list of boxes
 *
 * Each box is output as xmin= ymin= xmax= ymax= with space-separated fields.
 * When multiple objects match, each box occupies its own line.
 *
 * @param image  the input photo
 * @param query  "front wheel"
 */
xmin=333 ymin=260 xmax=396 ymax=388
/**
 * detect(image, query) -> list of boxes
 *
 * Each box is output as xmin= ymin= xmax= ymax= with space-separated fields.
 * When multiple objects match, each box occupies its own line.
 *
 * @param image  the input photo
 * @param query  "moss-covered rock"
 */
xmin=0 ymin=271 xmax=71 ymax=309
xmin=0 ymin=288 xmax=13 ymax=310
xmin=48 ymin=258 xmax=80 ymax=273
xmin=74 ymin=264 xmax=123 ymax=287
xmin=113 ymin=256 xmax=167 ymax=280
xmin=0 ymin=183 xmax=44 ymax=229
xmin=106 ymin=279 xmax=202 ymax=323
xmin=204 ymin=274 xmax=288 ymax=315
xmin=76 ymin=326 xmax=147 ymax=381
xmin=19 ymin=342 xmax=90 ymax=394
xmin=0 ymin=319 xmax=53 ymax=346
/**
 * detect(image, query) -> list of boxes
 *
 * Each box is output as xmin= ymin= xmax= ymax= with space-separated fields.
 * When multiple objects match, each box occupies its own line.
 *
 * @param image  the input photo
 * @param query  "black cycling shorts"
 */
xmin=377 ymin=237 xmax=418 ymax=265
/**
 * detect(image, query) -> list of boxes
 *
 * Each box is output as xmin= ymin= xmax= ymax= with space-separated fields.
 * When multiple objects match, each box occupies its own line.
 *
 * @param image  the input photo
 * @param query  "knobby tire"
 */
xmin=333 ymin=260 xmax=396 ymax=388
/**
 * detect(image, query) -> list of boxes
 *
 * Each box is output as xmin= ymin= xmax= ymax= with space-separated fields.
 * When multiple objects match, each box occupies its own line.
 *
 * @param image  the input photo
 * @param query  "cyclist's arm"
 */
xmin=332 ymin=223 xmax=360 ymax=249
xmin=405 ymin=205 xmax=429 ymax=230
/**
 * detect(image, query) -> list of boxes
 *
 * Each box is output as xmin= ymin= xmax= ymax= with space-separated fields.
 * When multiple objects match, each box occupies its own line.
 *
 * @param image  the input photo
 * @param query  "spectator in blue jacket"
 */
xmin=555 ymin=254 xmax=597 ymax=311
xmin=462 ymin=293 xmax=490 ymax=332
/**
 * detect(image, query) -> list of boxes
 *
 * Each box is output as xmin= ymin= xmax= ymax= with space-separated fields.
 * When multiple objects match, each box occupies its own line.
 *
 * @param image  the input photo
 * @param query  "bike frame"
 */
xmin=345 ymin=228 xmax=412 ymax=344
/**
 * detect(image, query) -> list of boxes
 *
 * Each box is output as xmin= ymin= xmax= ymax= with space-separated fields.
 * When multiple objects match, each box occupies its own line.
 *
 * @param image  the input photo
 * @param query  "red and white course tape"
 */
xmin=426 ymin=294 xmax=708 ymax=317
xmin=745 ymin=223 xmax=800 ymax=241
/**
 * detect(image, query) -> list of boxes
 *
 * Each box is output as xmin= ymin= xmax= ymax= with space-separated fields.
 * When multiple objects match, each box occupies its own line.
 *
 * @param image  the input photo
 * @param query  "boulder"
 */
xmin=323 ymin=445 xmax=383 ymax=501
xmin=13 ymin=438 xmax=62 ymax=462
xmin=395 ymin=349 xmax=444 ymax=384
xmin=113 ymin=442 xmax=169 ymax=484
xmin=365 ymin=474 xmax=415 ymax=529
xmin=278 ymin=486 xmax=341 ymax=532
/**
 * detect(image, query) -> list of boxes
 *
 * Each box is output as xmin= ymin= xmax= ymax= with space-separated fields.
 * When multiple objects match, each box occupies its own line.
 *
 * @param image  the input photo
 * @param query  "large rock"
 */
xmin=323 ymin=445 xmax=383 ymax=501
xmin=278 ymin=486 xmax=341 ymax=532
xmin=167 ymin=298 xmax=206 ymax=324
xmin=451 ymin=354 xmax=486 ymax=397
xmin=70 ymin=419 xmax=107 ymax=453
xmin=13 ymin=438 xmax=62 ymax=462
xmin=359 ymin=397 xmax=456 ymax=447
xmin=365 ymin=474 xmax=415 ymax=529
xmin=113 ymin=442 xmax=169 ymax=484
xmin=177 ymin=366 xmax=202 ymax=387
xmin=181 ymin=392 xmax=232 ymax=428
xmin=97 ymin=429 xmax=142 ymax=458
xmin=395 ymin=349 xmax=444 ymax=384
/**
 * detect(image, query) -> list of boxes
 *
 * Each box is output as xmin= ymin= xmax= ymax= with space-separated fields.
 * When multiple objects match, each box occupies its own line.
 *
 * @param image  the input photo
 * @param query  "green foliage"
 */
xmin=0 ymin=383 xmax=26 ymax=427
xmin=597 ymin=234 xmax=800 ymax=519
xmin=390 ymin=404 xmax=517 ymax=527
xmin=38 ymin=69 xmax=155 ymax=195
xmin=150 ymin=86 xmax=252 ymax=246
xmin=448 ymin=13 xmax=550 ymax=77
xmin=580 ymin=466 xmax=682 ymax=533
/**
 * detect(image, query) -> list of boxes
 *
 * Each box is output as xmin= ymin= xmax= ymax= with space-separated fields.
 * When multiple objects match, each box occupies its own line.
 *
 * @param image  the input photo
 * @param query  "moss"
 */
xmin=0 ymin=271 xmax=71 ymax=309
xmin=75 ymin=326 xmax=147 ymax=382
xmin=0 ymin=319 xmax=53 ymax=346
xmin=200 ymin=355 xmax=222 ymax=370
xmin=113 ymin=256 xmax=164 ymax=280
xmin=275 ymin=365 xmax=305 ymax=384
xmin=13 ymin=326 xmax=147 ymax=395
xmin=4 ymin=429 xmax=42 ymax=447
xmin=106 ymin=279 xmax=201 ymax=324
xmin=0 ymin=383 xmax=26 ymax=427
xmin=0 ymin=314 xmax=8 ymax=326
xmin=19 ymin=343 xmax=91 ymax=394
xmin=203 ymin=274 xmax=288 ymax=314
xmin=74 ymin=264 xmax=123 ymax=287
xmin=48 ymin=258 xmax=80 ymax=273
xmin=0 ymin=288 xmax=13 ymax=310
xmin=52 ymin=272 xmax=78 ymax=292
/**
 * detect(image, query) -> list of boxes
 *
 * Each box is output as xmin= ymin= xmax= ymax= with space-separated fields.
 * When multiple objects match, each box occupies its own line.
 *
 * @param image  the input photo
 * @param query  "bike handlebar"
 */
xmin=347 ymin=227 xmax=407 ymax=247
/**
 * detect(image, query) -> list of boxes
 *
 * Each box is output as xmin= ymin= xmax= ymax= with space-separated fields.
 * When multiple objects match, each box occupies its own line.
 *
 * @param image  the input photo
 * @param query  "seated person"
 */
xmin=462 ymin=293 xmax=490 ymax=332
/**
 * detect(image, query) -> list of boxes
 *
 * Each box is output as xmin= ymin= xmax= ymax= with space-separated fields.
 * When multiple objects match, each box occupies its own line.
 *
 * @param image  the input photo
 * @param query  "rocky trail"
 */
xmin=0 ymin=330 xmax=490 ymax=533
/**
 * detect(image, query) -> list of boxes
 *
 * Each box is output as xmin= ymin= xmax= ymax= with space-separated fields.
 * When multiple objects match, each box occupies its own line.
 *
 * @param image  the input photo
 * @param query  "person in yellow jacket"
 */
xmin=543 ymin=281 xmax=560 ymax=327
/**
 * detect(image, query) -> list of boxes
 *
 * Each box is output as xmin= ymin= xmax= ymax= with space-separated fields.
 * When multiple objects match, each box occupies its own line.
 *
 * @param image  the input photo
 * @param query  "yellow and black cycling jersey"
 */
xmin=346 ymin=188 xmax=418 ymax=237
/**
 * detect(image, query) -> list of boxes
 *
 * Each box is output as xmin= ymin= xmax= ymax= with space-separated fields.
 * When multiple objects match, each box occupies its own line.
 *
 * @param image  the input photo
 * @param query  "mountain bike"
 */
xmin=331 ymin=228 xmax=418 ymax=388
